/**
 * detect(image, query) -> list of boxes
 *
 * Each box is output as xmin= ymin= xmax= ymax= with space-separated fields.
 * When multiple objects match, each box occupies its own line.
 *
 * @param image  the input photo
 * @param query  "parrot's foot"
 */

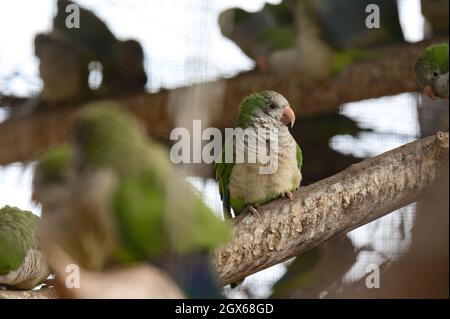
xmin=43 ymin=278 xmax=56 ymax=287
xmin=245 ymin=205 xmax=261 ymax=218
xmin=282 ymin=191 xmax=293 ymax=201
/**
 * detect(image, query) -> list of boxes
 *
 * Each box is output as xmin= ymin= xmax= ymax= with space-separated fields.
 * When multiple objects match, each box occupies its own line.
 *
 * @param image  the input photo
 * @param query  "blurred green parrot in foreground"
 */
xmin=216 ymin=91 xmax=302 ymax=219
xmin=0 ymin=206 xmax=50 ymax=290
xmin=34 ymin=102 xmax=231 ymax=298
xmin=415 ymin=43 xmax=449 ymax=100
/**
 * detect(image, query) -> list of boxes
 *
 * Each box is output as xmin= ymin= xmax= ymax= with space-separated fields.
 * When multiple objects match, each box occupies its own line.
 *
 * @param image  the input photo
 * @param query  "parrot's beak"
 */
xmin=424 ymin=85 xmax=437 ymax=100
xmin=281 ymin=106 xmax=296 ymax=128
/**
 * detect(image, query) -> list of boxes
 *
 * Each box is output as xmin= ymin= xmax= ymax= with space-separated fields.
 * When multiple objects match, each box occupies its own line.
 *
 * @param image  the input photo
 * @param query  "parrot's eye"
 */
xmin=432 ymin=71 xmax=439 ymax=78
xmin=269 ymin=103 xmax=276 ymax=109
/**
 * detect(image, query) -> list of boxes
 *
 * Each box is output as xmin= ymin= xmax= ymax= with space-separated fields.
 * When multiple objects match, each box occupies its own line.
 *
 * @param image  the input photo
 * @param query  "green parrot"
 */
xmin=34 ymin=102 xmax=231 ymax=298
xmin=414 ymin=43 xmax=449 ymax=100
xmin=215 ymin=91 xmax=302 ymax=287
xmin=216 ymin=90 xmax=302 ymax=218
xmin=0 ymin=206 xmax=50 ymax=290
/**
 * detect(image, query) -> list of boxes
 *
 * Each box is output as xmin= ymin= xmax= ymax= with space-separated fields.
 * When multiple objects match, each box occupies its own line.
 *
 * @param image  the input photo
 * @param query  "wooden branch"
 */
xmin=0 ymin=287 xmax=57 ymax=299
xmin=2 ymin=132 xmax=448 ymax=298
xmin=214 ymin=131 xmax=449 ymax=285
xmin=0 ymin=39 xmax=442 ymax=166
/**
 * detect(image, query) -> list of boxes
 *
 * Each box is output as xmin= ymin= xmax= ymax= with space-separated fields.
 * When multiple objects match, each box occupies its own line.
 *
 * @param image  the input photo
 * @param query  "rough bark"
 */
xmin=214 ymin=131 xmax=449 ymax=285
xmin=0 ymin=39 xmax=443 ymax=166
xmin=0 ymin=287 xmax=57 ymax=299
xmin=3 ymin=132 xmax=448 ymax=297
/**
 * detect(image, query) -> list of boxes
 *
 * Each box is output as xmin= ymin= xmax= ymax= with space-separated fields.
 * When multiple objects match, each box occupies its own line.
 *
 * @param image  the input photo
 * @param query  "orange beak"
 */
xmin=424 ymin=85 xmax=437 ymax=100
xmin=281 ymin=106 xmax=296 ymax=128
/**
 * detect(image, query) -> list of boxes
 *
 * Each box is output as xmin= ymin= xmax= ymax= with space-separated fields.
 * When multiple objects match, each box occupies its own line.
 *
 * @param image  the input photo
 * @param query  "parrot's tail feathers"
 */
xmin=154 ymin=251 xmax=223 ymax=299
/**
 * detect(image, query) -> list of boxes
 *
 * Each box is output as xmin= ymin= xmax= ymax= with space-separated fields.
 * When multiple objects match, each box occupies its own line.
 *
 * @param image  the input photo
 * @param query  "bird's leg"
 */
xmin=245 ymin=205 xmax=261 ymax=219
xmin=282 ymin=191 xmax=293 ymax=201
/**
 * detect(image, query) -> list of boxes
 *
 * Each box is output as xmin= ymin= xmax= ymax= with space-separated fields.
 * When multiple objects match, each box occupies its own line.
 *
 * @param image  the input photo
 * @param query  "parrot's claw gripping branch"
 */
xmin=245 ymin=205 xmax=261 ymax=219
xmin=214 ymin=132 xmax=449 ymax=286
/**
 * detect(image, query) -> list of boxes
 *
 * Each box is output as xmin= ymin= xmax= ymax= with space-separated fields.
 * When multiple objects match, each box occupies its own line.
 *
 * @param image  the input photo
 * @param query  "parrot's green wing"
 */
xmin=296 ymin=143 xmax=303 ymax=172
xmin=215 ymin=142 xmax=235 ymax=220
xmin=0 ymin=206 xmax=37 ymax=275
xmin=114 ymin=144 xmax=231 ymax=262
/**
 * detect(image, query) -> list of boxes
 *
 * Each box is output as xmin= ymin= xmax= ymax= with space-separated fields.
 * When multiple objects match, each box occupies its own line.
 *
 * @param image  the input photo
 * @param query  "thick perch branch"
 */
xmin=214 ymin=132 xmax=449 ymax=285
xmin=2 ymin=132 xmax=448 ymax=297
xmin=0 ymin=288 xmax=57 ymax=299
xmin=0 ymin=39 xmax=440 ymax=166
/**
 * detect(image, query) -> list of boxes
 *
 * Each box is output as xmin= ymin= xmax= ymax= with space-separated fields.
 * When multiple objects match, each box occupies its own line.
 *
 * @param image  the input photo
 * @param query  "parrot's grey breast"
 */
xmin=229 ymin=127 xmax=301 ymax=206
xmin=435 ymin=72 xmax=449 ymax=99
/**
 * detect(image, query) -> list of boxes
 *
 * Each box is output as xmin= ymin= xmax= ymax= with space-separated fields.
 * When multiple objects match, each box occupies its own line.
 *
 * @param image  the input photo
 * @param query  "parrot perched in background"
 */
xmin=218 ymin=1 xmax=296 ymax=71
xmin=0 ymin=206 xmax=50 ymax=290
xmin=34 ymin=102 xmax=231 ymax=298
xmin=100 ymin=40 xmax=148 ymax=96
xmin=421 ymin=0 xmax=449 ymax=37
xmin=216 ymin=91 xmax=302 ymax=219
xmin=53 ymin=0 xmax=118 ymax=62
xmin=314 ymin=0 xmax=404 ymax=51
xmin=414 ymin=43 xmax=449 ymax=100
xmin=50 ymin=0 xmax=147 ymax=97
xmin=218 ymin=0 xmax=403 ymax=78
xmin=34 ymin=31 xmax=92 ymax=106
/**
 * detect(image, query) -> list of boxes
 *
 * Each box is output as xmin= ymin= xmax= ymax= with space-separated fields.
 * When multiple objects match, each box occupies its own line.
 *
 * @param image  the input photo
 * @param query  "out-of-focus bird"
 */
xmin=34 ymin=103 xmax=231 ymax=298
xmin=314 ymin=0 xmax=404 ymax=50
xmin=100 ymin=40 xmax=148 ymax=96
xmin=421 ymin=0 xmax=449 ymax=37
xmin=34 ymin=32 xmax=92 ymax=105
xmin=52 ymin=0 xmax=148 ymax=97
xmin=415 ymin=43 xmax=449 ymax=100
xmin=215 ymin=95 xmax=302 ymax=291
xmin=218 ymin=1 xmax=296 ymax=71
xmin=219 ymin=0 xmax=403 ymax=78
xmin=216 ymin=91 xmax=302 ymax=220
xmin=0 ymin=206 xmax=50 ymax=290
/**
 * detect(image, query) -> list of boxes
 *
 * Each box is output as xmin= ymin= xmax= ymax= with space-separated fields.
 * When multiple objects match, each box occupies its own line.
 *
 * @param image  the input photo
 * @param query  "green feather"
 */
xmin=417 ymin=43 xmax=449 ymax=74
xmin=35 ymin=146 xmax=71 ymax=184
xmin=0 ymin=206 xmax=38 ymax=275
xmin=235 ymin=92 xmax=266 ymax=128
xmin=296 ymin=143 xmax=303 ymax=171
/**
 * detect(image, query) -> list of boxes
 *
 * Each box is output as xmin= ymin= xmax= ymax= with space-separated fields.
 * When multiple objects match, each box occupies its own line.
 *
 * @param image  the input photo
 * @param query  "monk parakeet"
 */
xmin=415 ymin=43 xmax=449 ymax=100
xmin=0 ymin=206 xmax=50 ymax=290
xmin=34 ymin=103 xmax=231 ymax=298
xmin=34 ymin=32 xmax=92 ymax=105
xmin=216 ymin=91 xmax=302 ymax=218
